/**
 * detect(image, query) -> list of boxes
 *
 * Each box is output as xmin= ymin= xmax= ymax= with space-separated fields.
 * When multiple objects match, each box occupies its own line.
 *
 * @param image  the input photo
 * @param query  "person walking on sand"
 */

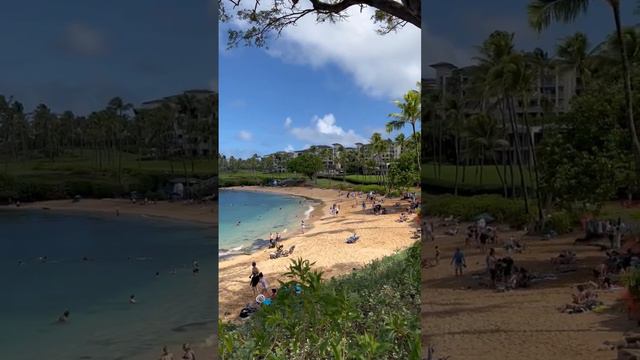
xmin=451 ymin=248 xmax=466 ymax=276
xmin=181 ymin=343 xmax=196 ymax=360
xmin=159 ymin=346 xmax=174 ymax=360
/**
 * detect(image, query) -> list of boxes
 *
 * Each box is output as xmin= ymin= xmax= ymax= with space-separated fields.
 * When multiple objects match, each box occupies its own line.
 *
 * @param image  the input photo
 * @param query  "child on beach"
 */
xmin=159 ymin=346 xmax=174 ymax=360
xmin=451 ymin=248 xmax=466 ymax=276
xmin=181 ymin=344 xmax=196 ymax=360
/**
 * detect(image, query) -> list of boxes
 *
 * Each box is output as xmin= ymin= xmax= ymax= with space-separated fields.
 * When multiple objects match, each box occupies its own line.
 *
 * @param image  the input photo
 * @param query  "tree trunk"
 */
xmin=507 ymin=95 xmax=529 ymax=214
xmin=612 ymin=4 xmax=640 ymax=173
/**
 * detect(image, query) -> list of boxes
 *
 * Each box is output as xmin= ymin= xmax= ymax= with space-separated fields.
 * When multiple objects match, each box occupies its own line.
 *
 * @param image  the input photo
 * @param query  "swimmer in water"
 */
xmin=155 ymin=272 xmax=160 ymax=277
xmin=159 ymin=346 xmax=174 ymax=360
xmin=57 ymin=310 xmax=70 ymax=323
xmin=129 ymin=294 xmax=136 ymax=304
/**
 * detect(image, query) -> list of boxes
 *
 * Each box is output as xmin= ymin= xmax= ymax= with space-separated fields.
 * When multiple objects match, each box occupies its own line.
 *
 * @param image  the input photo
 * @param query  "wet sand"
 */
xmin=219 ymin=186 xmax=419 ymax=319
xmin=422 ymin=220 xmax=636 ymax=360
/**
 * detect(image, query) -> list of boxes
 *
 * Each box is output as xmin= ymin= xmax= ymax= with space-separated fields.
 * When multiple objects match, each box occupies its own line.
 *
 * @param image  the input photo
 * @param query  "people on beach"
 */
xmin=57 ymin=310 xmax=70 ymax=323
xmin=301 ymin=220 xmax=305 ymax=234
xmin=251 ymin=262 xmax=259 ymax=277
xmin=258 ymin=273 xmax=269 ymax=293
xmin=486 ymin=248 xmax=498 ymax=287
xmin=451 ymin=248 xmax=466 ymax=276
xmin=250 ymin=272 xmax=263 ymax=295
xmin=159 ymin=346 xmax=174 ymax=360
xmin=181 ymin=343 xmax=196 ymax=360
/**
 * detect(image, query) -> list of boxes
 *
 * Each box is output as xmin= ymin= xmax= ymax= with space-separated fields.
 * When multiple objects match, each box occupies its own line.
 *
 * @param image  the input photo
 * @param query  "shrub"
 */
xmin=425 ymin=194 xmax=532 ymax=227
xmin=545 ymin=210 xmax=576 ymax=234
xmin=219 ymin=242 xmax=421 ymax=359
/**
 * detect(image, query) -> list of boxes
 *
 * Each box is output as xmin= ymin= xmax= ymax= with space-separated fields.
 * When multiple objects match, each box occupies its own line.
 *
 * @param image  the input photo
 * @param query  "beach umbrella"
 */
xmin=473 ymin=213 xmax=495 ymax=223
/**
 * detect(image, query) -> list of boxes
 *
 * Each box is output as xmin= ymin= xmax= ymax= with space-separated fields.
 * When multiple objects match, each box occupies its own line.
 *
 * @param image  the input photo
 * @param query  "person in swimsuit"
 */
xmin=57 ymin=310 xmax=70 ymax=323
xmin=181 ymin=343 xmax=196 ymax=360
xmin=159 ymin=346 xmax=174 ymax=360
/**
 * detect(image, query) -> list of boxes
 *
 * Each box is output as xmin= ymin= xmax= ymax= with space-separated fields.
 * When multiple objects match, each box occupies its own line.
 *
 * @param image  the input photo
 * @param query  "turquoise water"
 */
xmin=219 ymin=190 xmax=313 ymax=256
xmin=0 ymin=210 xmax=216 ymax=360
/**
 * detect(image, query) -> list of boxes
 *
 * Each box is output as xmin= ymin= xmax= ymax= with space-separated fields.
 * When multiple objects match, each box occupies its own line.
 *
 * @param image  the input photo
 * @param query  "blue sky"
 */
xmin=423 ymin=1 xmax=639 ymax=76
xmin=219 ymin=6 xmax=420 ymax=159
xmin=0 ymin=0 xmax=217 ymax=115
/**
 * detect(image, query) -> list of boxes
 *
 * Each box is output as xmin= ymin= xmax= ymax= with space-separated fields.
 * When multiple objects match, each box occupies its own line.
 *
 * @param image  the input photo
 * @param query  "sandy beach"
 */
xmin=218 ymin=186 xmax=419 ymax=319
xmin=1 ymin=198 xmax=217 ymax=360
xmin=422 ymin=220 xmax=636 ymax=360
xmin=0 ymin=198 xmax=216 ymax=225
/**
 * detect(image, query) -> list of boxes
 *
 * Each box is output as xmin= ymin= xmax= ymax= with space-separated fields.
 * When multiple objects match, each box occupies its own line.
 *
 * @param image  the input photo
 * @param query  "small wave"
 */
xmin=304 ymin=205 xmax=314 ymax=219
xmin=218 ymin=246 xmax=243 ymax=257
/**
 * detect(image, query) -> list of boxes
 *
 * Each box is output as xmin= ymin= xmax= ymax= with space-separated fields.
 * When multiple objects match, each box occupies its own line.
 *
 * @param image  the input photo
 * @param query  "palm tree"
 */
xmin=387 ymin=84 xmax=421 ymax=171
xmin=556 ymin=32 xmax=591 ymax=90
xmin=370 ymin=132 xmax=389 ymax=185
xmin=528 ymin=0 xmax=640 ymax=170
xmin=466 ymin=114 xmax=510 ymax=194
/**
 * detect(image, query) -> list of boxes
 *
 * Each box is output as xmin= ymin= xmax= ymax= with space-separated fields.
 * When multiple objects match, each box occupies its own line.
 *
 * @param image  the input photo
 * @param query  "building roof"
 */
xmin=429 ymin=62 xmax=458 ymax=69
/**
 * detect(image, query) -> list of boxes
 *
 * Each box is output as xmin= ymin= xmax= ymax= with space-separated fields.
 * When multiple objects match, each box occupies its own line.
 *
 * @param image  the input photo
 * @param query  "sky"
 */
xmin=0 ymin=0 xmax=217 ymax=115
xmin=423 ymin=1 xmax=639 ymax=77
xmin=219 ymin=4 xmax=421 ymax=159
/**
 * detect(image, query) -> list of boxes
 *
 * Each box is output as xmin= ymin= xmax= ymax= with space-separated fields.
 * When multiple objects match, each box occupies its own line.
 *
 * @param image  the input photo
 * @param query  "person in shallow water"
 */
xmin=181 ymin=343 xmax=196 ymax=360
xmin=159 ymin=346 xmax=174 ymax=360
xmin=57 ymin=310 xmax=70 ymax=323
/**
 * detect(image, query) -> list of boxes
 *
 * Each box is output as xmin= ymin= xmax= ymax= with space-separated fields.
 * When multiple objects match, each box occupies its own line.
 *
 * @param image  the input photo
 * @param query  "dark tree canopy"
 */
xmin=219 ymin=0 xmax=421 ymax=48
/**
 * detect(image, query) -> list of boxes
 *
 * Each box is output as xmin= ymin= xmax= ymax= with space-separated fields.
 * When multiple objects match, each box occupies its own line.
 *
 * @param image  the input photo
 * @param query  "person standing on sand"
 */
xmin=451 ymin=248 xmax=466 ymax=276
xmin=486 ymin=248 xmax=498 ymax=287
xmin=301 ymin=220 xmax=305 ymax=234
xmin=181 ymin=343 xmax=196 ymax=360
xmin=159 ymin=346 xmax=174 ymax=360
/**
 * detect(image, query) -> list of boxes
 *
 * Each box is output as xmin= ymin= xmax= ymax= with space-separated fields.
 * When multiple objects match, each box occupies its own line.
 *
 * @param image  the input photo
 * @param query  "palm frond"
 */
xmin=528 ymin=0 xmax=590 ymax=32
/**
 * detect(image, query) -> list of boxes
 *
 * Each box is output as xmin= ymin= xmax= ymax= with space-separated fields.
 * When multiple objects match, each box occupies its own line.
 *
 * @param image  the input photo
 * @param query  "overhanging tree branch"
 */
xmin=220 ymin=0 xmax=421 ymax=48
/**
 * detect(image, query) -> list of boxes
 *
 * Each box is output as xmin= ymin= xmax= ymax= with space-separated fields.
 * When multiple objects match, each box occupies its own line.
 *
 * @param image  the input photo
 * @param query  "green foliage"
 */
xmin=545 ymin=210 xmax=576 ymax=234
xmin=388 ymin=151 xmax=419 ymax=193
xmin=287 ymin=153 xmax=324 ymax=180
xmin=538 ymin=82 xmax=632 ymax=213
xmin=623 ymin=267 xmax=640 ymax=298
xmin=219 ymin=242 xmax=421 ymax=359
xmin=425 ymin=194 xmax=532 ymax=227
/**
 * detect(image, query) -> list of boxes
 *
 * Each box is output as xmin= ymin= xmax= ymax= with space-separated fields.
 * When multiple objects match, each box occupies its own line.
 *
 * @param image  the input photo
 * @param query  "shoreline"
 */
xmin=219 ymin=186 xmax=418 ymax=320
xmin=0 ymin=198 xmax=216 ymax=226
xmin=219 ymin=187 xmax=324 ymax=259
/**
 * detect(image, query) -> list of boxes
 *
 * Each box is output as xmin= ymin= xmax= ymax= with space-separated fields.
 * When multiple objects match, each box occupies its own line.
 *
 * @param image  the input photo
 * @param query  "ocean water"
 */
xmin=0 ymin=210 xmax=216 ymax=360
xmin=219 ymin=190 xmax=313 ymax=256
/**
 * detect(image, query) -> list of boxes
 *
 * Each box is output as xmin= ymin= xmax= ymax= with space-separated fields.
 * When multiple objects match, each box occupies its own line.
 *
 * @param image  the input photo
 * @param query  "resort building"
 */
xmin=263 ymin=140 xmax=403 ymax=174
xmin=137 ymin=89 xmax=216 ymax=157
xmin=425 ymin=62 xmax=579 ymax=164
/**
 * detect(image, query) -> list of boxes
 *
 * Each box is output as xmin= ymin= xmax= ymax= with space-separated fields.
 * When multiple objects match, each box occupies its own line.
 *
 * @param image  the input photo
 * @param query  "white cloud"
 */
xmin=227 ymin=3 xmax=420 ymax=99
xmin=59 ymin=23 xmax=108 ymax=56
xmin=284 ymin=144 xmax=294 ymax=152
xmin=284 ymin=117 xmax=292 ymax=128
xmin=237 ymin=130 xmax=253 ymax=141
xmin=289 ymin=114 xmax=366 ymax=146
